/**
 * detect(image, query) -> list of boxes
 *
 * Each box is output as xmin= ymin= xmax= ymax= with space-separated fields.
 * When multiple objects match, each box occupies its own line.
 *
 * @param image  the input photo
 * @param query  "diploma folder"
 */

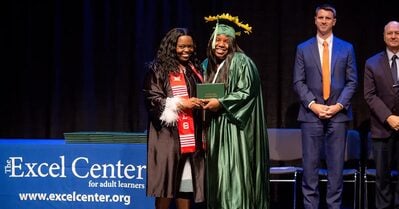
xmin=196 ymin=83 xmax=225 ymax=99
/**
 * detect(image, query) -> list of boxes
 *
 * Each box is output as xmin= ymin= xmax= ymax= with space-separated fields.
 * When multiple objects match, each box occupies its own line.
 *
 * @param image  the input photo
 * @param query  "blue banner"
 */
xmin=0 ymin=139 xmax=154 ymax=209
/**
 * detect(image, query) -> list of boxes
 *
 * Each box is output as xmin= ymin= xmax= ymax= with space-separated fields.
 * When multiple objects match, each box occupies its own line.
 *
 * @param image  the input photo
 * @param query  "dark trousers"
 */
xmin=301 ymin=121 xmax=347 ymax=209
xmin=372 ymin=134 xmax=399 ymax=209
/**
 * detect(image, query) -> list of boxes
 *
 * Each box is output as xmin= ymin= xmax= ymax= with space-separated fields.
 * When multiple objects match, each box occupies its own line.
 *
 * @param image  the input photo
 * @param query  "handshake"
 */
xmin=179 ymin=97 xmax=221 ymax=112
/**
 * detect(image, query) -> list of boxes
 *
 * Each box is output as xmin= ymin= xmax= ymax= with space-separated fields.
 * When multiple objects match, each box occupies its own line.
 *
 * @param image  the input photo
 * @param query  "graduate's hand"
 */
xmin=202 ymin=98 xmax=221 ymax=112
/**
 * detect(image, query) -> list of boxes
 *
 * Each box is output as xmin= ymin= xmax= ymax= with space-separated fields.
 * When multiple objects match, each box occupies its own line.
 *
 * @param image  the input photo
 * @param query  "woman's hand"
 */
xmin=178 ymin=97 xmax=204 ymax=110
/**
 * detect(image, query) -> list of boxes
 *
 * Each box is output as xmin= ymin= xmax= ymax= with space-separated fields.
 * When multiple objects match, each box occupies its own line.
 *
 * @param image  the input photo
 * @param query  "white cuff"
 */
xmin=159 ymin=97 xmax=181 ymax=126
xmin=337 ymin=103 xmax=344 ymax=109
xmin=308 ymin=101 xmax=315 ymax=109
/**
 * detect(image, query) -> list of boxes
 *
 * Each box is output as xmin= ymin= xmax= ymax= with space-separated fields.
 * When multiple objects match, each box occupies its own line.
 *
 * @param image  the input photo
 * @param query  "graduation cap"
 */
xmin=204 ymin=13 xmax=252 ymax=49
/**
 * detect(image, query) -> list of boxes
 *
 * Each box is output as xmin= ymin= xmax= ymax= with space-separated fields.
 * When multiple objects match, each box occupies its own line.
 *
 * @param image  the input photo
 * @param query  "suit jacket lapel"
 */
xmin=331 ymin=38 xmax=340 ymax=76
xmin=310 ymin=38 xmax=322 ymax=74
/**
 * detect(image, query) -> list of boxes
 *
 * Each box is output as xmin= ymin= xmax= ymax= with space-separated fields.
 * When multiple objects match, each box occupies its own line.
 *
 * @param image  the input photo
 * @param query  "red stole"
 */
xmin=169 ymin=64 xmax=202 ymax=154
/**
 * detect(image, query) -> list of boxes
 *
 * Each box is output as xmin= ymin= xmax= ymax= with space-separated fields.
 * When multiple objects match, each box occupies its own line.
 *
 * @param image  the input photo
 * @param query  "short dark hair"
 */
xmin=315 ymin=4 xmax=336 ymax=18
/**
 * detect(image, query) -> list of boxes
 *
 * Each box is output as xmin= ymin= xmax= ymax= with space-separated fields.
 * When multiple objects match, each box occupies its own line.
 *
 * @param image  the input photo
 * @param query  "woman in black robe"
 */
xmin=143 ymin=28 xmax=205 ymax=209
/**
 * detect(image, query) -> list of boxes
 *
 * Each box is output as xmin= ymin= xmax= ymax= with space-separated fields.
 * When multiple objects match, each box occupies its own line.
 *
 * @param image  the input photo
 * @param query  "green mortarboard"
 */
xmin=214 ymin=24 xmax=236 ymax=37
xmin=211 ymin=23 xmax=235 ymax=49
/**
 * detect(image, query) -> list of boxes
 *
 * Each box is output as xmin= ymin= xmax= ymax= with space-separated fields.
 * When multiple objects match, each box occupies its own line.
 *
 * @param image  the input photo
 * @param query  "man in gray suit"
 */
xmin=293 ymin=4 xmax=358 ymax=209
xmin=364 ymin=20 xmax=399 ymax=209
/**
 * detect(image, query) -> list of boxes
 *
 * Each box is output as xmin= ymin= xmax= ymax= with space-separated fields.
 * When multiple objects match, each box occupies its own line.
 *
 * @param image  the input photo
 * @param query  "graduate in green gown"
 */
xmin=201 ymin=14 xmax=269 ymax=209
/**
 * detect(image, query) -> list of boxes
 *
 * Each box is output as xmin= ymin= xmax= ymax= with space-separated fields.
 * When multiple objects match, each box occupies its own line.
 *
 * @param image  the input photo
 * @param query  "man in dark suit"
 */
xmin=364 ymin=20 xmax=399 ymax=209
xmin=293 ymin=4 xmax=358 ymax=209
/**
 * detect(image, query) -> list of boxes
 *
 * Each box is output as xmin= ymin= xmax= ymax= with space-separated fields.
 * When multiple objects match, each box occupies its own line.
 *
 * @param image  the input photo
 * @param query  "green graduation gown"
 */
xmin=203 ymin=52 xmax=269 ymax=209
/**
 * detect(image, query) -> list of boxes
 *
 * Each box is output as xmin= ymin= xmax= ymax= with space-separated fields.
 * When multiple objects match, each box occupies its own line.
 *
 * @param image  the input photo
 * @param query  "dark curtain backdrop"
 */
xmin=1 ymin=0 xmax=398 ymax=138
